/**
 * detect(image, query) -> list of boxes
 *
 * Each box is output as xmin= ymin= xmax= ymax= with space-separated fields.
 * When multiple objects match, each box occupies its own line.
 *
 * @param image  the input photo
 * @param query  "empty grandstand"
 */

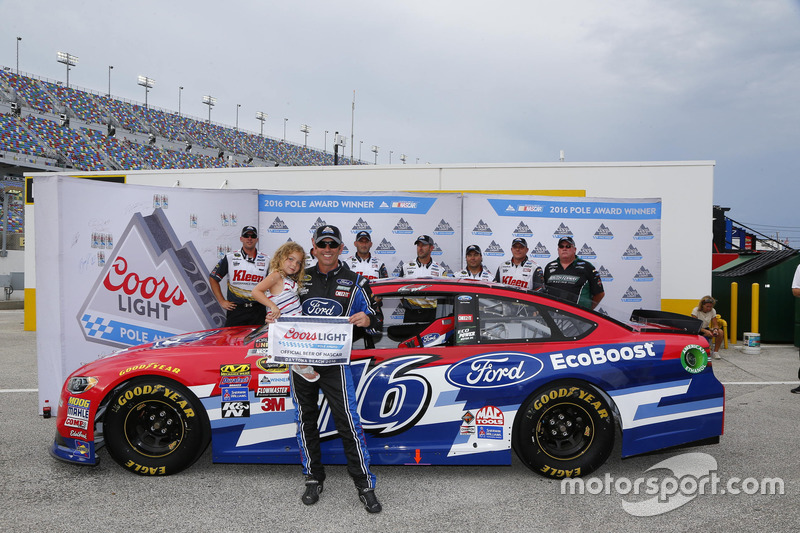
xmin=0 ymin=66 xmax=363 ymax=175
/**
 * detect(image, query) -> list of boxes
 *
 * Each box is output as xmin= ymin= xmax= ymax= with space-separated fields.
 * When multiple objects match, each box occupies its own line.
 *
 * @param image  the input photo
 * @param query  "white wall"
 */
xmin=25 ymin=161 xmax=714 ymax=307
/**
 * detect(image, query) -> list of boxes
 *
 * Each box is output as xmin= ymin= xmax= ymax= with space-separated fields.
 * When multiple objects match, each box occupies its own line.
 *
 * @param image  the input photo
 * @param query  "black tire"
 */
xmin=514 ymin=380 xmax=615 ymax=479
xmin=104 ymin=377 xmax=210 ymax=476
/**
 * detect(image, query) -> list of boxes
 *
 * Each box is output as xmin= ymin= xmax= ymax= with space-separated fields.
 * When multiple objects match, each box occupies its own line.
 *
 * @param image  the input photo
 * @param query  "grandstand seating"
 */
xmin=0 ymin=114 xmax=49 ymax=157
xmin=0 ymin=70 xmax=55 ymax=114
xmin=23 ymin=115 xmax=106 ymax=170
xmin=0 ymin=68 xmax=367 ymax=171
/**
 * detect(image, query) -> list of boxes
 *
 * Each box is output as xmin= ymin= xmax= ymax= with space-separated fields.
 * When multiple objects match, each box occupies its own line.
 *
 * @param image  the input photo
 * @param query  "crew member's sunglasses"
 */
xmin=242 ymin=233 xmax=257 ymax=239
xmin=316 ymin=240 xmax=339 ymax=248
xmin=558 ymin=243 xmax=573 ymax=249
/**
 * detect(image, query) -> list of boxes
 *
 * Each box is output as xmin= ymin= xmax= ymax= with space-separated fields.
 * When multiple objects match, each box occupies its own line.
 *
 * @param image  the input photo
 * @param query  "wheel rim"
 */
xmin=123 ymin=400 xmax=185 ymax=458
xmin=535 ymin=402 xmax=594 ymax=460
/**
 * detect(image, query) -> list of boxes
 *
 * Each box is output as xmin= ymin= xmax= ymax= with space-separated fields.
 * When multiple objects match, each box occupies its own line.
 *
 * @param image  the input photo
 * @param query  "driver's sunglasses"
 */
xmin=316 ymin=240 xmax=339 ymax=248
xmin=242 ymin=233 xmax=257 ymax=239
xmin=558 ymin=243 xmax=573 ymax=249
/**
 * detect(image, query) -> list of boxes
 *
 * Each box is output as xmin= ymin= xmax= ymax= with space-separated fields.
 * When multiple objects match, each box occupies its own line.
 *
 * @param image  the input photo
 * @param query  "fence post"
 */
xmin=751 ymin=283 xmax=759 ymax=334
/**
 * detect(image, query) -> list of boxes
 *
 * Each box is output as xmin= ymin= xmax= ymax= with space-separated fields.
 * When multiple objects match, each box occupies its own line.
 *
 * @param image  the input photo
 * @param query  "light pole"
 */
xmin=283 ymin=118 xmax=288 ymax=141
xmin=300 ymin=124 xmax=310 ymax=147
xmin=324 ymin=130 xmax=329 ymax=153
xmin=359 ymin=140 xmax=363 ymax=161
xmin=137 ymin=75 xmax=154 ymax=110
xmin=389 ymin=150 xmax=393 ymax=164
xmin=178 ymin=86 xmax=183 ymax=116
xmin=56 ymin=51 xmax=78 ymax=88
xmin=202 ymin=95 xmax=216 ymax=128
xmin=107 ymin=65 xmax=113 ymax=97
xmin=371 ymin=145 xmax=379 ymax=165
xmin=235 ymin=104 xmax=241 ymax=131
xmin=255 ymin=111 xmax=267 ymax=137
xmin=16 ymin=37 xmax=21 ymax=75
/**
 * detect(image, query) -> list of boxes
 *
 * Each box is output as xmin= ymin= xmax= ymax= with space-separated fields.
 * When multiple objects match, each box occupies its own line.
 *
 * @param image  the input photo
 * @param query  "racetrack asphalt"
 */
xmin=1 ymin=309 xmax=798 ymax=532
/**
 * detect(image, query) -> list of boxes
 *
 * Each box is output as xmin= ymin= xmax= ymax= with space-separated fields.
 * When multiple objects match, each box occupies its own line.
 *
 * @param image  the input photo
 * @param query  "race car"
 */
xmin=51 ymin=278 xmax=724 ymax=479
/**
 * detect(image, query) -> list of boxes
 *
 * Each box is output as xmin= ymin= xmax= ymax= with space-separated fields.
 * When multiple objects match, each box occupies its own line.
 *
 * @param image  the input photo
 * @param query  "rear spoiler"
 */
xmin=629 ymin=309 xmax=703 ymax=334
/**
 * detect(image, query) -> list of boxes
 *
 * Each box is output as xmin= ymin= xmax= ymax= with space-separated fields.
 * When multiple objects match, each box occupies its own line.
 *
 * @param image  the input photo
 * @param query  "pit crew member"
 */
xmin=455 ymin=244 xmax=492 ymax=281
xmin=209 ymin=225 xmax=269 ymax=326
xmin=543 ymin=236 xmax=605 ymax=309
xmin=346 ymin=231 xmax=388 ymax=280
xmin=399 ymin=234 xmax=447 ymax=278
xmin=493 ymin=237 xmax=543 ymax=290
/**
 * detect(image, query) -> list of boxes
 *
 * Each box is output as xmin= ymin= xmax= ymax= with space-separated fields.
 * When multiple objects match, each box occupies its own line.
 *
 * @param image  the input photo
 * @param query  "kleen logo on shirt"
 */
xmin=232 ymin=270 xmax=264 ymax=283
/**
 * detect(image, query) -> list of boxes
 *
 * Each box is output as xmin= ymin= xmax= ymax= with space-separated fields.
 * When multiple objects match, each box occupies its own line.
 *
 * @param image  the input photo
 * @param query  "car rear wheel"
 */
xmin=103 ymin=377 xmax=210 ymax=475
xmin=514 ymin=380 xmax=614 ymax=479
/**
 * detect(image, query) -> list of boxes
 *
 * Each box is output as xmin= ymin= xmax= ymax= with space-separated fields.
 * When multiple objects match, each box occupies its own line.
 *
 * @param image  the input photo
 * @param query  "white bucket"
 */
xmin=742 ymin=332 xmax=761 ymax=355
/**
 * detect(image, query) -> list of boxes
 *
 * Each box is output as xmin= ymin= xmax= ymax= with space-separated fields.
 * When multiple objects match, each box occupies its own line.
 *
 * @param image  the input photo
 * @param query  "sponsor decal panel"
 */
xmin=476 ymin=405 xmax=504 ymax=440
xmin=221 ymin=387 xmax=249 ymax=402
xmin=633 ymin=224 xmax=655 ymax=240
xmin=621 ymin=286 xmax=644 ymax=303
xmin=220 ymin=364 xmax=251 ymax=376
xmin=484 ymin=240 xmax=505 ymax=256
xmin=268 ymin=317 xmax=353 ymax=366
xmin=633 ymin=266 xmax=654 ymax=282
xmin=446 ymin=352 xmax=544 ymax=389
xmin=268 ymin=216 xmax=289 ymax=233
xmin=549 ymin=341 xmax=663 ymax=370
xmin=77 ymin=209 xmax=225 ymax=348
xmin=221 ymin=401 xmax=250 ymax=418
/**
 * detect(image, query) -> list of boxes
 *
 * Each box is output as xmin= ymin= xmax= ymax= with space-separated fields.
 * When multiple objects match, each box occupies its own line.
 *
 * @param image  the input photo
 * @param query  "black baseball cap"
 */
xmin=313 ymin=225 xmax=342 ymax=245
xmin=511 ymin=237 xmax=528 ymax=246
xmin=414 ymin=235 xmax=434 ymax=246
xmin=241 ymin=226 xmax=258 ymax=237
xmin=558 ymin=236 xmax=576 ymax=246
xmin=355 ymin=231 xmax=372 ymax=241
xmin=465 ymin=245 xmax=482 ymax=255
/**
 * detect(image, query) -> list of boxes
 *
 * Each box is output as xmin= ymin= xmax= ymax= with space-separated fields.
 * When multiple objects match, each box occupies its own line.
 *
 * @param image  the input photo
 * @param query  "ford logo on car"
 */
xmin=446 ymin=352 xmax=544 ymax=389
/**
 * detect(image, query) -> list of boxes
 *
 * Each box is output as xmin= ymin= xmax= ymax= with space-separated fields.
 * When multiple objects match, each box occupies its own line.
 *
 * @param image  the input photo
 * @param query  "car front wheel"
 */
xmin=515 ymin=380 xmax=615 ymax=479
xmin=103 ymin=377 xmax=210 ymax=475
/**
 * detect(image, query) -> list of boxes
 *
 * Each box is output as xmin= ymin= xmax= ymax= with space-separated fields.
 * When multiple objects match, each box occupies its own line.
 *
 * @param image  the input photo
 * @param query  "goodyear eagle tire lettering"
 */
xmin=104 ymin=377 xmax=210 ymax=476
xmin=514 ymin=379 xmax=615 ymax=479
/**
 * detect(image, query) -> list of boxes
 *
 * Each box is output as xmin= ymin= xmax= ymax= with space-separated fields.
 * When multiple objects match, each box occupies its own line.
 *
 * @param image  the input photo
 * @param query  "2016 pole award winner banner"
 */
xmin=35 ymin=175 xmax=259 ymax=415
xmin=266 ymin=317 xmax=353 ymax=366
xmin=461 ymin=194 xmax=661 ymax=321
xmin=257 ymin=191 xmax=462 ymax=276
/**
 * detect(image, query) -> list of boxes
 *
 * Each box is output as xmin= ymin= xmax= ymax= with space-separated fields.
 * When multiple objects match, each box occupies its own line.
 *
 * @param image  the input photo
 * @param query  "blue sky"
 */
xmin=4 ymin=0 xmax=799 ymax=246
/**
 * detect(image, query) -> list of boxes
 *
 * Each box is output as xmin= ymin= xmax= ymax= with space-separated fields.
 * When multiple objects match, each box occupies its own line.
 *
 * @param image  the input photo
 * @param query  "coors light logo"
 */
xmin=77 ymin=208 xmax=225 ymax=348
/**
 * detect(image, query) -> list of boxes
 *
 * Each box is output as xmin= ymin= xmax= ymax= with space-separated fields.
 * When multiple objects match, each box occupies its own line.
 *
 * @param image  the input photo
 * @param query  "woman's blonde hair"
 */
xmin=698 ymin=295 xmax=715 ymax=307
xmin=269 ymin=241 xmax=306 ymax=288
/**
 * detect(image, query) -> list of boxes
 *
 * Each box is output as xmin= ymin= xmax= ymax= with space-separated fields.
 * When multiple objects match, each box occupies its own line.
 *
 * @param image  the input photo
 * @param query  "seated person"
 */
xmin=692 ymin=295 xmax=724 ymax=360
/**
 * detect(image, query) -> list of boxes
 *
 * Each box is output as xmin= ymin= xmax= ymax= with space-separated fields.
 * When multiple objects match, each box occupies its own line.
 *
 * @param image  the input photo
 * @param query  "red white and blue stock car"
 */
xmin=51 ymin=279 xmax=724 ymax=479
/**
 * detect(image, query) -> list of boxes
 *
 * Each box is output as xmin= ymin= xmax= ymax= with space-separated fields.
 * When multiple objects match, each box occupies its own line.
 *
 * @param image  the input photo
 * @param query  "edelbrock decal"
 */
xmin=445 ymin=352 xmax=544 ymax=389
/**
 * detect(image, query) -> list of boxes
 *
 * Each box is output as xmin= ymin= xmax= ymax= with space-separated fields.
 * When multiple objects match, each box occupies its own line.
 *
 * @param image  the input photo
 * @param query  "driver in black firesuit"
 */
xmin=287 ymin=225 xmax=384 ymax=513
